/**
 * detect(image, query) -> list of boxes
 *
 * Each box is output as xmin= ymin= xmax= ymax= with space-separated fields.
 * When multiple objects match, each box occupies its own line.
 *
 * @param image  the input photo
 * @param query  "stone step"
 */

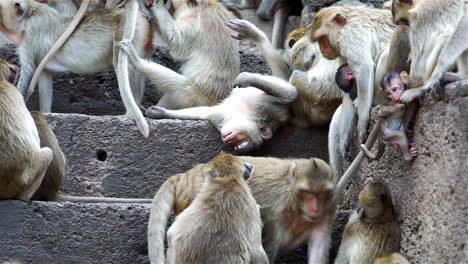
xmin=0 ymin=45 xmax=270 ymax=116
xmin=0 ymin=200 xmax=351 ymax=264
xmin=46 ymin=113 xmax=328 ymax=198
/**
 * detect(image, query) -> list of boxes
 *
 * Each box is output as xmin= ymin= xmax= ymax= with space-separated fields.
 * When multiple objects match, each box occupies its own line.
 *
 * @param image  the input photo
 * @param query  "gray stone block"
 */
xmin=0 ymin=200 xmax=350 ymax=264
xmin=338 ymin=81 xmax=468 ymax=263
xmin=46 ymin=114 xmax=328 ymax=198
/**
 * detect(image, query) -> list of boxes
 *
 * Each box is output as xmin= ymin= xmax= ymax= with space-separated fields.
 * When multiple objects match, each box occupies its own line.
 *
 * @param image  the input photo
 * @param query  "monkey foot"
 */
xmin=146 ymin=106 xmax=166 ymax=119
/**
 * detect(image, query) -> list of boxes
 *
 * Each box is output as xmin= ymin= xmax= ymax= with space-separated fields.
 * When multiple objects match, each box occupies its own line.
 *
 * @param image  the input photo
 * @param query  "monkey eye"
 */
xmin=209 ymin=169 xmax=218 ymax=178
xmin=288 ymin=39 xmax=297 ymax=48
xmin=243 ymin=163 xmax=253 ymax=180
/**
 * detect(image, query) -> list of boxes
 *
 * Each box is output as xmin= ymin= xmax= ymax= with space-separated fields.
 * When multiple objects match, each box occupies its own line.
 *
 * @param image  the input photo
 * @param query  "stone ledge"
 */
xmin=45 ymin=113 xmax=328 ymax=198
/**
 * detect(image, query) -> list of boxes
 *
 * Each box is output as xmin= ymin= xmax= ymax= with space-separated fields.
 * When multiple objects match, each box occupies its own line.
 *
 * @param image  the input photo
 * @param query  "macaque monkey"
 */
xmin=309 ymin=6 xmax=395 ymax=143
xmin=0 ymin=57 xmax=53 ymax=201
xmin=148 ymin=155 xmax=337 ymax=264
xmin=392 ymin=0 xmax=468 ymax=103
xmin=0 ymin=0 xmax=152 ymax=137
xmin=374 ymin=253 xmax=411 ymax=264
xmin=228 ymin=19 xmax=344 ymax=127
xmin=144 ymin=72 xmax=297 ymax=152
xmin=164 ymin=152 xmax=268 ymax=264
xmin=335 ymin=180 xmax=401 ymax=264
xmin=119 ymin=0 xmax=239 ymax=110
xmin=360 ymin=71 xmax=418 ymax=161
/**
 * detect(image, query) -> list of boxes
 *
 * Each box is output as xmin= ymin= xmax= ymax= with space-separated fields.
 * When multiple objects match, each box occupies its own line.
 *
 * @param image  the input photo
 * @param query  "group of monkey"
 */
xmin=0 ymin=0 xmax=466 ymax=263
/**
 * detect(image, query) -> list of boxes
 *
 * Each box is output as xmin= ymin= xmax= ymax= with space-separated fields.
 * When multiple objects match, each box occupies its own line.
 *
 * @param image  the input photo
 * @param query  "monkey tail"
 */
xmin=148 ymin=180 xmax=176 ymax=264
xmin=117 ymin=0 xmax=149 ymax=138
xmin=57 ymin=195 xmax=153 ymax=203
xmin=27 ymin=0 xmax=91 ymax=100
xmin=359 ymin=144 xmax=378 ymax=160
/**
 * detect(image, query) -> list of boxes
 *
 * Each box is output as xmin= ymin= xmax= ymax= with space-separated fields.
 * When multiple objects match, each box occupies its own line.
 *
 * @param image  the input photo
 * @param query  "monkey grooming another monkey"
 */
xmin=334 ymin=180 xmax=401 ymax=264
xmin=0 ymin=0 xmax=152 ymax=137
xmin=148 ymin=156 xmax=337 ymax=264
xmin=0 ymin=57 xmax=53 ymax=201
xmin=309 ymin=6 xmax=395 ymax=144
xmin=360 ymin=71 xmax=418 ymax=161
xmin=119 ymin=0 xmax=239 ymax=110
xmin=144 ymin=72 xmax=297 ymax=152
xmin=164 ymin=152 xmax=268 ymax=264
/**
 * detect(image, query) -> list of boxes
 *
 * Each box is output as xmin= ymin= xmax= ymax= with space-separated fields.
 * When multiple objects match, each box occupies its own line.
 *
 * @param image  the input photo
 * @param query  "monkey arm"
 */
xmin=377 ymin=104 xmax=405 ymax=117
xmin=150 ymin=4 xmax=193 ymax=50
xmin=228 ymin=19 xmax=291 ymax=79
xmin=352 ymin=60 xmax=375 ymax=143
xmin=146 ymin=105 xmax=216 ymax=120
xmin=307 ymin=221 xmax=332 ymax=264
xmin=234 ymin=72 xmax=298 ymax=103
xmin=17 ymin=47 xmax=37 ymax=97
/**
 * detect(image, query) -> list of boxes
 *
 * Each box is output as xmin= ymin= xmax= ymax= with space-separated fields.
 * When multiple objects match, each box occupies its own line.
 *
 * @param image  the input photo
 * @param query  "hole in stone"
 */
xmin=96 ymin=149 xmax=107 ymax=161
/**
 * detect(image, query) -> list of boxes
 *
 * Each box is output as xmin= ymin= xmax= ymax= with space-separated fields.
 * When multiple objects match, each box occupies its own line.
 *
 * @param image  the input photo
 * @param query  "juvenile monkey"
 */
xmin=0 ymin=0 xmax=152 ymax=137
xmin=145 ymin=72 xmax=297 ymax=152
xmin=148 ymin=156 xmax=337 ymax=264
xmin=360 ymin=71 xmax=418 ymax=161
xmin=0 ymin=57 xmax=53 ymax=201
xmin=334 ymin=180 xmax=401 ymax=264
xmin=392 ymin=0 xmax=468 ymax=103
xmin=374 ymin=253 xmax=411 ymax=264
xmin=228 ymin=19 xmax=344 ymax=127
xmin=119 ymin=0 xmax=239 ymax=110
xmin=309 ymin=6 xmax=395 ymax=143
xmin=164 ymin=152 xmax=268 ymax=264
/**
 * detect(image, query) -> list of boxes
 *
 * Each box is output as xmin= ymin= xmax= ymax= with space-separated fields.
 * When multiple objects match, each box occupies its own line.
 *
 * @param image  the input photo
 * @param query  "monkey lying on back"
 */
xmin=143 ymin=72 xmax=297 ymax=152
xmin=165 ymin=152 xmax=268 ymax=264
xmin=148 ymin=155 xmax=337 ymax=264
xmin=0 ymin=0 xmax=152 ymax=137
xmin=0 ymin=57 xmax=53 ymax=201
xmin=335 ymin=179 xmax=401 ymax=264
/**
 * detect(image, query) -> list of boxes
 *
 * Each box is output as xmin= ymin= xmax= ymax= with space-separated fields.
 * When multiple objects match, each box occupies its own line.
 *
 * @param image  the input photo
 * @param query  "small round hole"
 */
xmin=96 ymin=149 xmax=107 ymax=161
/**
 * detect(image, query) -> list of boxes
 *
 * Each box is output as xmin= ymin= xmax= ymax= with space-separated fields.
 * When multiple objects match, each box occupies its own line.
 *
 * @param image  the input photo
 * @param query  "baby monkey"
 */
xmin=360 ymin=71 xmax=418 ymax=161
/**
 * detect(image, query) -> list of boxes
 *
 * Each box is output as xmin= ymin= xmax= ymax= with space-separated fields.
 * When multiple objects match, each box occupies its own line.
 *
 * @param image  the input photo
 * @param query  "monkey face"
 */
xmin=392 ymin=0 xmax=412 ymax=25
xmin=383 ymin=77 xmax=405 ymax=102
xmin=309 ymin=9 xmax=345 ymax=60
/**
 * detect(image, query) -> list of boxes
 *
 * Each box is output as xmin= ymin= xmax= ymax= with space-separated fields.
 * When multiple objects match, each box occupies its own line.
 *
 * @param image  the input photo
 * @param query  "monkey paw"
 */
xmin=227 ymin=19 xmax=260 ymax=42
xmin=146 ymin=106 xmax=166 ymax=119
xmin=233 ymin=72 xmax=252 ymax=88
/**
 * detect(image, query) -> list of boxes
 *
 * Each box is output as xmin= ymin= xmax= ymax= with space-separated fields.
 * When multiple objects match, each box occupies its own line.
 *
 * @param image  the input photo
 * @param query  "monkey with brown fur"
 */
xmin=335 ymin=179 xmax=401 ymax=264
xmin=374 ymin=252 xmax=411 ymax=264
xmin=148 ymin=155 xmax=337 ymax=264
xmin=164 ymin=152 xmax=268 ymax=264
xmin=0 ymin=0 xmax=152 ymax=137
xmin=0 ymin=57 xmax=53 ymax=201
xmin=360 ymin=71 xmax=418 ymax=161
xmin=144 ymin=72 xmax=297 ymax=152
xmin=309 ymin=5 xmax=395 ymax=144
xmin=119 ymin=0 xmax=239 ymax=110
xmin=392 ymin=0 xmax=467 ymax=103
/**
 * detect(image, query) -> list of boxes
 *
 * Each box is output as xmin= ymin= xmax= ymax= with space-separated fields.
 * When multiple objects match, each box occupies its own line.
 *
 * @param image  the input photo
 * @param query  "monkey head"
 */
xmin=357 ymin=180 xmax=395 ymax=224
xmin=289 ymin=37 xmax=315 ymax=72
xmin=335 ymin=64 xmax=356 ymax=97
xmin=0 ymin=58 xmax=17 ymax=84
xmin=285 ymin=26 xmax=306 ymax=49
xmin=391 ymin=0 xmax=413 ymax=25
xmin=204 ymin=152 xmax=254 ymax=182
xmin=288 ymin=159 xmax=336 ymax=222
xmin=221 ymin=121 xmax=273 ymax=153
xmin=380 ymin=71 xmax=409 ymax=102
xmin=0 ymin=0 xmax=31 ymax=33
xmin=308 ymin=7 xmax=346 ymax=60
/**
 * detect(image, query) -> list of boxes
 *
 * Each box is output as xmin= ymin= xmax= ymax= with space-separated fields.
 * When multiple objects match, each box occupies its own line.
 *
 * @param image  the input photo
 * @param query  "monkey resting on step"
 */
xmin=143 ymin=72 xmax=298 ymax=153
xmin=148 ymin=152 xmax=364 ymax=264
xmin=0 ymin=0 xmax=152 ymax=137
xmin=360 ymin=71 xmax=418 ymax=161
xmin=334 ymin=179 xmax=401 ymax=264
xmin=164 ymin=152 xmax=268 ymax=264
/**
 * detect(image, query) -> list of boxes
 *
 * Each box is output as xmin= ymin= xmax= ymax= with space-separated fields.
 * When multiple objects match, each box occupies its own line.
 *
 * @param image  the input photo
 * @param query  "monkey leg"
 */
xmin=38 ymin=71 xmax=54 ymax=113
xmin=328 ymin=105 xmax=344 ymax=180
xmin=17 ymin=147 xmax=53 ymax=201
xmin=338 ymin=95 xmax=356 ymax=162
xmin=271 ymin=7 xmax=290 ymax=49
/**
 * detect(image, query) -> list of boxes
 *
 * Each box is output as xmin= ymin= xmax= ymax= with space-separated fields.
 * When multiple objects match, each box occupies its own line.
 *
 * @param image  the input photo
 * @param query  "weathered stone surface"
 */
xmin=46 ymin=114 xmax=328 ymax=198
xmin=0 ymin=200 xmax=350 ymax=264
xmin=338 ymin=81 xmax=468 ymax=263
xmin=0 ymin=44 xmax=270 ymax=116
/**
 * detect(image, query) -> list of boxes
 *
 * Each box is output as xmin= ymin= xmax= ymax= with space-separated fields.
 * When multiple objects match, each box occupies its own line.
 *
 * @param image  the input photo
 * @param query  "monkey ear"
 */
xmin=287 ymin=162 xmax=297 ymax=183
xmin=400 ymin=71 xmax=410 ymax=85
xmin=332 ymin=13 xmax=347 ymax=26
xmin=259 ymin=126 xmax=273 ymax=140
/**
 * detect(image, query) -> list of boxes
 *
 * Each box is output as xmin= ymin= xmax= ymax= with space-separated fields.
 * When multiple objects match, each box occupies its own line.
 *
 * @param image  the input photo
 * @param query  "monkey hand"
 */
xmin=227 ymin=19 xmax=263 ymax=43
xmin=146 ymin=106 xmax=167 ymax=119
xmin=233 ymin=72 xmax=253 ymax=88
xmin=409 ymin=143 xmax=418 ymax=157
xmin=222 ymin=130 xmax=250 ymax=150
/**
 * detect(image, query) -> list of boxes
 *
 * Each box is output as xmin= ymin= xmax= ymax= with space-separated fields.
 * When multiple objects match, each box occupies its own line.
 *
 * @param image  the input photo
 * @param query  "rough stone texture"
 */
xmin=338 ymin=81 xmax=468 ymax=264
xmin=0 ymin=45 xmax=270 ymax=116
xmin=45 ymin=114 xmax=328 ymax=198
xmin=0 ymin=200 xmax=350 ymax=264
